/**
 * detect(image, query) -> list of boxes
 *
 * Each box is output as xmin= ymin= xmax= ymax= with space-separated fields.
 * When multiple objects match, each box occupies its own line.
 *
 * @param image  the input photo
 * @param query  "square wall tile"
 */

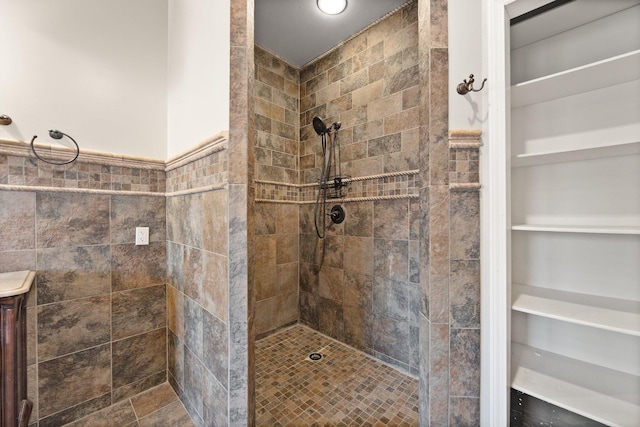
xmin=111 ymin=242 xmax=166 ymax=292
xmin=112 ymin=285 xmax=166 ymax=340
xmin=112 ymin=329 xmax=166 ymax=389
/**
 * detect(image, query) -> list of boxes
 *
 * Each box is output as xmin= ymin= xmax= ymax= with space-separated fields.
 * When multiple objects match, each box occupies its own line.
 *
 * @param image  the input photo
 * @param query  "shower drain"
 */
xmin=308 ymin=352 xmax=323 ymax=361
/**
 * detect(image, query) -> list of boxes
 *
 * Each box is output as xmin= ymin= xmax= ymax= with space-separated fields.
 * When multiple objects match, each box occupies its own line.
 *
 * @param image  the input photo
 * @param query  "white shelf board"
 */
xmin=511 ymin=49 xmax=640 ymax=108
xmin=511 ymin=342 xmax=640 ymax=427
xmin=512 ymin=283 xmax=640 ymax=337
xmin=512 ymin=224 xmax=640 ymax=235
xmin=511 ymin=140 xmax=640 ymax=167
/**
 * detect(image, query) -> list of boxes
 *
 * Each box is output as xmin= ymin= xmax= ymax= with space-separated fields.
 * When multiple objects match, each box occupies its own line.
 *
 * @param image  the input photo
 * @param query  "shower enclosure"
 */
xmin=251 ymin=0 xmax=482 ymax=423
xmin=253 ymin=0 xmax=423 ymax=375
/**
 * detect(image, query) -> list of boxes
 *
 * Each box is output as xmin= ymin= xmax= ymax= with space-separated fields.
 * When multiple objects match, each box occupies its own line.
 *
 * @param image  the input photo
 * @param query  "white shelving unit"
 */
xmin=511 ymin=224 xmax=640 ymax=235
xmin=511 ymin=342 xmax=640 ymax=427
xmin=509 ymin=1 xmax=640 ymax=425
xmin=511 ymin=140 xmax=640 ymax=168
xmin=512 ymin=283 xmax=640 ymax=337
xmin=511 ymin=49 xmax=640 ymax=109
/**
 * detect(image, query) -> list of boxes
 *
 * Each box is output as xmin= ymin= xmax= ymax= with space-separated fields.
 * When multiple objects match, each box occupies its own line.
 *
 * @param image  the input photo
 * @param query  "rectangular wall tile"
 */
xmin=112 ymin=285 xmax=166 ymax=340
xmin=36 ymin=193 xmax=109 ymax=248
xmin=373 ymin=239 xmax=409 ymax=281
xmin=450 ymin=260 xmax=480 ymax=329
xmin=38 ymin=394 xmax=112 ymax=427
xmin=0 ymin=191 xmax=35 ymax=251
xmin=38 ymin=344 xmax=111 ymax=418
xmin=429 ymin=323 xmax=449 ymax=426
xmin=450 ymin=328 xmax=481 ymax=398
xmin=37 ymin=295 xmax=110 ymax=361
xmin=36 ymin=245 xmax=110 ymax=304
xmin=112 ymin=329 xmax=166 ymax=389
xmin=184 ymin=297 xmax=204 ymax=359
xmin=203 ymin=189 xmax=229 ymax=256
xmin=203 ymin=368 xmax=229 ymax=427
xmin=111 ymin=242 xmax=166 ymax=292
xmin=203 ymin=310 xmax=229 ymax=390
xmin=450 ymin=190 xmax=480 ymax=260
xmin=110 ymin=195 xmax=166 ymax=244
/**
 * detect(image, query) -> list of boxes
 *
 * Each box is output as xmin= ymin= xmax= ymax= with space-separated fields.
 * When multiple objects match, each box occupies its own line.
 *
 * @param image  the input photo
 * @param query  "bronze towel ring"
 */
xmin=30 ymin=130 xmax=79 ymax=165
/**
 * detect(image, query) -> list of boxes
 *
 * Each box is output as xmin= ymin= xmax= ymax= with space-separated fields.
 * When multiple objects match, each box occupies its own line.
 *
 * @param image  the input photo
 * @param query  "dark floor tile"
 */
xmin=64 ymin=399 xmax=137 ymax=427
xmin=130 ymin=383 xmax=178 ymax=419
xmin=138 ymin=400 xmax=196 ymax=427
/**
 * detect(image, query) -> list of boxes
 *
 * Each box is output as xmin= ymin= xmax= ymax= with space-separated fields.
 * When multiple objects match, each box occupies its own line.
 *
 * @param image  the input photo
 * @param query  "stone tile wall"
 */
xmin=254 ymin=45 xmax=299 ymax=185
xmin=299 ymin=2 xmax=420 ymax=186
xmin=166 ymin=187 xmax=230 ymax=427
xmin=297 ymin=1 xmax=421 ymax=375
xmin=416 ymin=1 xmax=482 ymax=424
xmin=0 ymin=189 xmax=167 ymax=427
xmin=253 ymin=202 xmax=299 ymax=336
xmin=0 ymin=134 xmax=238 ymax=427
xmin=253 ymin=46 xmax=300 ymax=336
xmin=298 ymin=197 xmax=421 ymax=374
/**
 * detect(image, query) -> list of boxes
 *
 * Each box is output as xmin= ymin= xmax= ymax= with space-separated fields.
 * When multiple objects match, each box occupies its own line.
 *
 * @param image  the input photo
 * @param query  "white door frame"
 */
xmin=479 ymin=1 xmax=553 ymax=425
xmin=480 ymin=1 xmax=510 ymax=425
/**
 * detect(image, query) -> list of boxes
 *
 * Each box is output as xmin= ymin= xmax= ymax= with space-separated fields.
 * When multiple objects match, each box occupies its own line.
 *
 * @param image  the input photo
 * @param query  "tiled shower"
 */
xmin=252 ymin=1 xmax=481 ymax=424
xmin=0 ymin=0 xmax=482 ymax=425
xmin=253 ymin=1 xmax=421 ymax=375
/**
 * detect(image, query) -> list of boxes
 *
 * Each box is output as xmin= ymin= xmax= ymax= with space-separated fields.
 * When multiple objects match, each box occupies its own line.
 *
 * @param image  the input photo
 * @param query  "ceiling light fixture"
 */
xmin=317 ymin=0 xmax=348 ymax=15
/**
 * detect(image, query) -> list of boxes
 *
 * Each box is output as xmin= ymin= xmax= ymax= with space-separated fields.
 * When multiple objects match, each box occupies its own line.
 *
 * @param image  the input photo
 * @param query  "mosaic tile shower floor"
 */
xmin=256 ymin=325 xmax=419 ymax=426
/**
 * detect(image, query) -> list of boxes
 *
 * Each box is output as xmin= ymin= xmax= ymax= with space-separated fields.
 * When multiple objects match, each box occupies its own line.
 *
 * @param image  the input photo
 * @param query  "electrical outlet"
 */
xmin=135 ymin=227 xmax=149 ymax=245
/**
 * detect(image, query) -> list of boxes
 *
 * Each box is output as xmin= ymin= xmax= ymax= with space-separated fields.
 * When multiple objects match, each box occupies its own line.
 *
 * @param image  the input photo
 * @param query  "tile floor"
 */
xmin=60 ymin=383 xmax=194 ymax=427
xmin=256 ymin=324 xmax=419 ymax=426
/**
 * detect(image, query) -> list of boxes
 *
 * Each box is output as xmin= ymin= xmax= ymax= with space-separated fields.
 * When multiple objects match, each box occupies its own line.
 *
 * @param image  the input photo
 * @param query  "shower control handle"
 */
xmin=328 ymin=205 xmax=345 ymax=224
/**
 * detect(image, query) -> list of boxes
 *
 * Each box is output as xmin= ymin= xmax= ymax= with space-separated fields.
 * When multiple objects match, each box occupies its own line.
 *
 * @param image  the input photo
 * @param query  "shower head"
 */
xmin=313 ymin=116 xmax=327 ymax=136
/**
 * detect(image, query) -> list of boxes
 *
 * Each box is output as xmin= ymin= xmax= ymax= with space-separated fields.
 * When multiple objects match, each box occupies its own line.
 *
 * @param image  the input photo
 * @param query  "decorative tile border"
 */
xmin=0 ymin=132 xmax=229 ymax=197
xmin=449 ymin=130 xmax=482 ymax=190
xmin=0 ymin=140 xmax=166 ymax=193
xmin=255 ymin=170 xmax=419 ymax=204
xmin=3 ymin=129 xmax=478 ymax=198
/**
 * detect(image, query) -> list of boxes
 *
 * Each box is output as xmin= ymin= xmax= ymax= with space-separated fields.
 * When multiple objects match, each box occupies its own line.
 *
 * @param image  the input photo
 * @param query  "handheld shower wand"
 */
xmin=312 ymin=117 xmax=348 ymax=239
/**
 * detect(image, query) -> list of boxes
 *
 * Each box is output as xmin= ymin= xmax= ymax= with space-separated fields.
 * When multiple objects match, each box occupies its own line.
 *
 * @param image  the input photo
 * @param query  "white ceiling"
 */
xmin=255 ymin=0 xmax=410 ymax=68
